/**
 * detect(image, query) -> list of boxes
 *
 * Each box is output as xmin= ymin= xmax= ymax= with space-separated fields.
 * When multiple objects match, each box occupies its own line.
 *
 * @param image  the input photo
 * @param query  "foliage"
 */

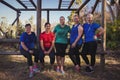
xmin=68 ymin=0 xmax=82 ymax=27
xmin=17 ymin=21 xmax=25 ymax=36
xmin=106 ymin=20 xmax=120 ymax=49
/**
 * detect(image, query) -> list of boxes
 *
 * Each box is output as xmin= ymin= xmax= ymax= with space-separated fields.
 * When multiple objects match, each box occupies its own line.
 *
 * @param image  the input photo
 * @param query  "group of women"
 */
xmin=19 ymin=13 xmax=104 ymax=78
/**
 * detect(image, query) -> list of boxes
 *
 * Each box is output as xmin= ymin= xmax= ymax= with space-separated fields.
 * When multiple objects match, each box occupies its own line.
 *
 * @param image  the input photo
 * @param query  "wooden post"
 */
xmin=47 ymin=10 xmax=49 ymax=22
xmin=16 ymin=12 xmax=19 ymax=38
xmin=36 ymin=0 xmax=41 ymax=49
xmin=100 ymin=0 xmax=106 ymax=71
xmin=17 ymin=12 xmax=19 ymax=27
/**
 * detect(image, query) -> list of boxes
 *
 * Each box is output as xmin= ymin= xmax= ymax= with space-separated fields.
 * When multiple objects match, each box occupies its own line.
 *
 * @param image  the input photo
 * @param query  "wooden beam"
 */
xmin=100 ymin=0 xmax=106 ymax=71
xmin=47 ymin=10 xmax=49 ymax=22
xmin=37 ymin=0 xmax=41 ymax=49
xmin=18 ymin=8 xmax=77 ymax=11
xmin=29 ymin=0 xmax=37 ymax=8
xmin=0 ymin=39 xmax=19 ymax=43
xmin=91 ymin=0 xmax=100 ymax=14
xmin=77 ymin=0 xmax=90 ymax=13
xmin=1 ymin=0 xmax=18 ymax=12
xmin=0 ymin=0 xmax=3 ymax=2
xmin=102 ymin=0 xmax=106 ymax=51
xmin=16 ymin=0 xmax=28 ymax=9
xmin=68 ymin=0 xmax=75 ymax=9
xmin=0 ymin=51 xmax=20 ymax=55
xmin=12 ymin=12 xmax=21 ymax=26
xmin=58 ymin=0 xmax=62 ymax=9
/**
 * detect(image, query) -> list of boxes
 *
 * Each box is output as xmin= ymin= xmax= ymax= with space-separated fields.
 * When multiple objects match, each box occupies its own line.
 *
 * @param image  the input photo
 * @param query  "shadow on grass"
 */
xmin=0 ymin=55 xmax=54 ymax=80
xmin=0 ymin=55 xmax=120 ymax=80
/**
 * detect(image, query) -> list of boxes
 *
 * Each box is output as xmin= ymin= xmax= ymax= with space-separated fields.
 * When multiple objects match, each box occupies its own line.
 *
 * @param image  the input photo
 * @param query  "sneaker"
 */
xmin=85 ymin=66 xmax=94 ymax=73
xmin=74 ymin=65 xmax=80 ymax=72
xmin=29 ymin=71 xmax=34 ymax=78
xmin=60 ymin=70 xmax=65 ymax=75
xmin=56 ymin=68 xmax=60 ymax=73
xmin=33 ymin=68 xmax=40 ymax=73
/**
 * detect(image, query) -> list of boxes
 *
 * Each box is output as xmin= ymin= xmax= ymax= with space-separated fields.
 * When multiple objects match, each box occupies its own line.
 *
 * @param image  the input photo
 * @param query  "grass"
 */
xmin=0 ymin=54 xmax=120 ymax=80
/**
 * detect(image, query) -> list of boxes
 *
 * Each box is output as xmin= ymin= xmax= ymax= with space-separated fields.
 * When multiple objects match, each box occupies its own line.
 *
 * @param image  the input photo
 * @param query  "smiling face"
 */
xmin=73 ymin=14 xmax=79 ymax=23
xmin=45 ymin=24 xmax=51 ymax=31
xmin=87 ymin=14 xmax=93 ymax=23
xmin=44 ymin=22 xmax=51 ymax=32
xmin=25 ymin=24 xmax=31 ymax=34
xmin=60 ymin=16 xmax=65 ymax=25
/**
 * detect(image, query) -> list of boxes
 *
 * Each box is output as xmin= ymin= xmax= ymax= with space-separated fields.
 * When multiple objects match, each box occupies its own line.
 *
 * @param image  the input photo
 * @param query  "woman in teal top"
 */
xmin=54 ymin=16 xmax=70 ymax=74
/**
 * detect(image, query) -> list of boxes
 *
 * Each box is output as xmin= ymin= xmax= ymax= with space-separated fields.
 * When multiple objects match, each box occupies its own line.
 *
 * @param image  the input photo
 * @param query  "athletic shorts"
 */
xmin=55 ymin=43 xmax=68 ymax=57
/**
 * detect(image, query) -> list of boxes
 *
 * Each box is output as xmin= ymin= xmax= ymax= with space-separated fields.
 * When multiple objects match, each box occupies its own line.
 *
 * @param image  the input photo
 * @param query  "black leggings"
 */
xmin=81 ymin=41 xmax=97 ymax=66
xmin=20 ymin=49 xmax=39 ymax=66
xmin=81 ymin=54 xmax=96 ymax=66
xmin=69 ymin=45 xmax=82 ymax=66
xmin=39 ymin=48 xmax=55 ymax=65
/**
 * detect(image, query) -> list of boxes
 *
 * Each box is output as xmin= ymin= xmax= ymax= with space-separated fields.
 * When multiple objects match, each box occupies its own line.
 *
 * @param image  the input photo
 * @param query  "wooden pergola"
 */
xmin=0 ymin=0 xmax=106 ymax=71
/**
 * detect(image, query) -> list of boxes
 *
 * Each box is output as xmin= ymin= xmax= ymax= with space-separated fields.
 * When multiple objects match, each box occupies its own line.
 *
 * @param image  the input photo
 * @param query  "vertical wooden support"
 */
xmin=47 ymin=10 xmax=49 ymax=23
xmin=36 ymin=0 xmax=42 ymax=49
xmin=17 ymin=12 xmax=19 ymax=27
xmin=16 ymin=12 xmax=19 ymax=38
xmin=100 ymin=0 xmax=106 ymax=71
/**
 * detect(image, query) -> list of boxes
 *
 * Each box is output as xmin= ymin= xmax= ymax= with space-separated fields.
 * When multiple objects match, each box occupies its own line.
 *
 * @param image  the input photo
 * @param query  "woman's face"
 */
xmin=87 ymin=14 xmax=93 ymax=22
xmin=73 ymin=15 xmax=79 ymax=23
xmin=60 ymin=17 xmax=65 ymax=25
xmin=25 ymin=26 xmax=31 ymax=33
xmin=45 ymin=24 xmax=51 ymax=31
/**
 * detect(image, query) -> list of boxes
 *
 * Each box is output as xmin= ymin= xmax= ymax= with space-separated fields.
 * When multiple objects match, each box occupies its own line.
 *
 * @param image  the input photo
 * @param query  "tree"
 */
xmin=68 ymin=0 xmax=82 ymax=26
xmin=0 ymin=17 xmax=9 ymax=38
xmin=107 ymin=0 xmax=120 ymax=21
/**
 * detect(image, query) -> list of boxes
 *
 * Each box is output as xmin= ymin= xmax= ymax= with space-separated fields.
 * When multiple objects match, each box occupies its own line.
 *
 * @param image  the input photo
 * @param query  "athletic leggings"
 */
xmin=81 ymin=54 xmax=96 ymax=66
xmin=20 ymin=49 xmax=39 ymax=66
xmin=39 ymin=48 xmax=55 ymax=65
xmin=69 ymin=45 xmax=82 ymax=66
xmin=81 ymin=41 xmax=97 ymax=66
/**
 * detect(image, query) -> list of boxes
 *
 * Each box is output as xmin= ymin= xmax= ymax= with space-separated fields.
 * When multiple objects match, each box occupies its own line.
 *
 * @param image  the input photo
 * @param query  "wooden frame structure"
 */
xmin=0 ymin=0 xmax=106 ymax=70
xmin=0 ymin=0 xmax=101 ymax=42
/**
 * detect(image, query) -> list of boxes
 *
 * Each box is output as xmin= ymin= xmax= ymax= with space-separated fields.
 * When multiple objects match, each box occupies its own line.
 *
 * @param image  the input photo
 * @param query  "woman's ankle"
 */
xmin=29 ymin=66 xmax=33 ymax=72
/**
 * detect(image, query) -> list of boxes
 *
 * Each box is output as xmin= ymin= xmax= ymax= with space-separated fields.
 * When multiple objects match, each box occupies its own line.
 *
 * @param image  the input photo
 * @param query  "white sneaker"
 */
xmin=33 ymin=68 xmax=40 ymax=73
xmin=29 ymin=71 xmax=34 ymax=78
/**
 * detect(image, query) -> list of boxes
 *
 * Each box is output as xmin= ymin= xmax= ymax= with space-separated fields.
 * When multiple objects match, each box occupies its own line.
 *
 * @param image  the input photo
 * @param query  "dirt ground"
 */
xmin=0 ymin=53 xmax=120 ymax=80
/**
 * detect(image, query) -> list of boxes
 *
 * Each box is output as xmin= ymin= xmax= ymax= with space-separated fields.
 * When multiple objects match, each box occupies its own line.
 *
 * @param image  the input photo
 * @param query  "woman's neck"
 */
xmin=74 ymin=22 xmax=79 ymax=25
xmin=60 ymin=24 xmax=65 ymax=27
xmin=45 ymin=30 xmax=50 ymax=33
xmin=27 ymin=32 xmax=31 ymax=35
xmin=88 ymin=21 xmax=93 ymax=24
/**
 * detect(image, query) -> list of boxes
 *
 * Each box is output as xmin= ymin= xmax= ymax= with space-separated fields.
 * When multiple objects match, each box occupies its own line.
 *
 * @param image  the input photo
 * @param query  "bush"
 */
xmin=106 ymin=20 xmax=120 ymax=49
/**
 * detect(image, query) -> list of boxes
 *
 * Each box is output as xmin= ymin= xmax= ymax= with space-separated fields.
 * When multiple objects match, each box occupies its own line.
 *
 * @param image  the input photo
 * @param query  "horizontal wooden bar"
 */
xmin=0 ymin=51 xmax=20 ymax=55
xmin=0 ymin=39 xmax=19 ymax=43
xmin=18 ymin=8 xmax=77 ymax=11
xmin=16 ymin=0 xmax=28 ymax=9
xmin=1 ymin=0 xmax=18 ymax=12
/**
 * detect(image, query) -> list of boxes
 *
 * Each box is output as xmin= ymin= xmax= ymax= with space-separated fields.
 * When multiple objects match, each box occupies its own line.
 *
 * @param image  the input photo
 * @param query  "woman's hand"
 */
xmin=71 ymin=42 xmax=76 ymax=48
xmin=29 ymin=50 xmax=34 ymax=54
